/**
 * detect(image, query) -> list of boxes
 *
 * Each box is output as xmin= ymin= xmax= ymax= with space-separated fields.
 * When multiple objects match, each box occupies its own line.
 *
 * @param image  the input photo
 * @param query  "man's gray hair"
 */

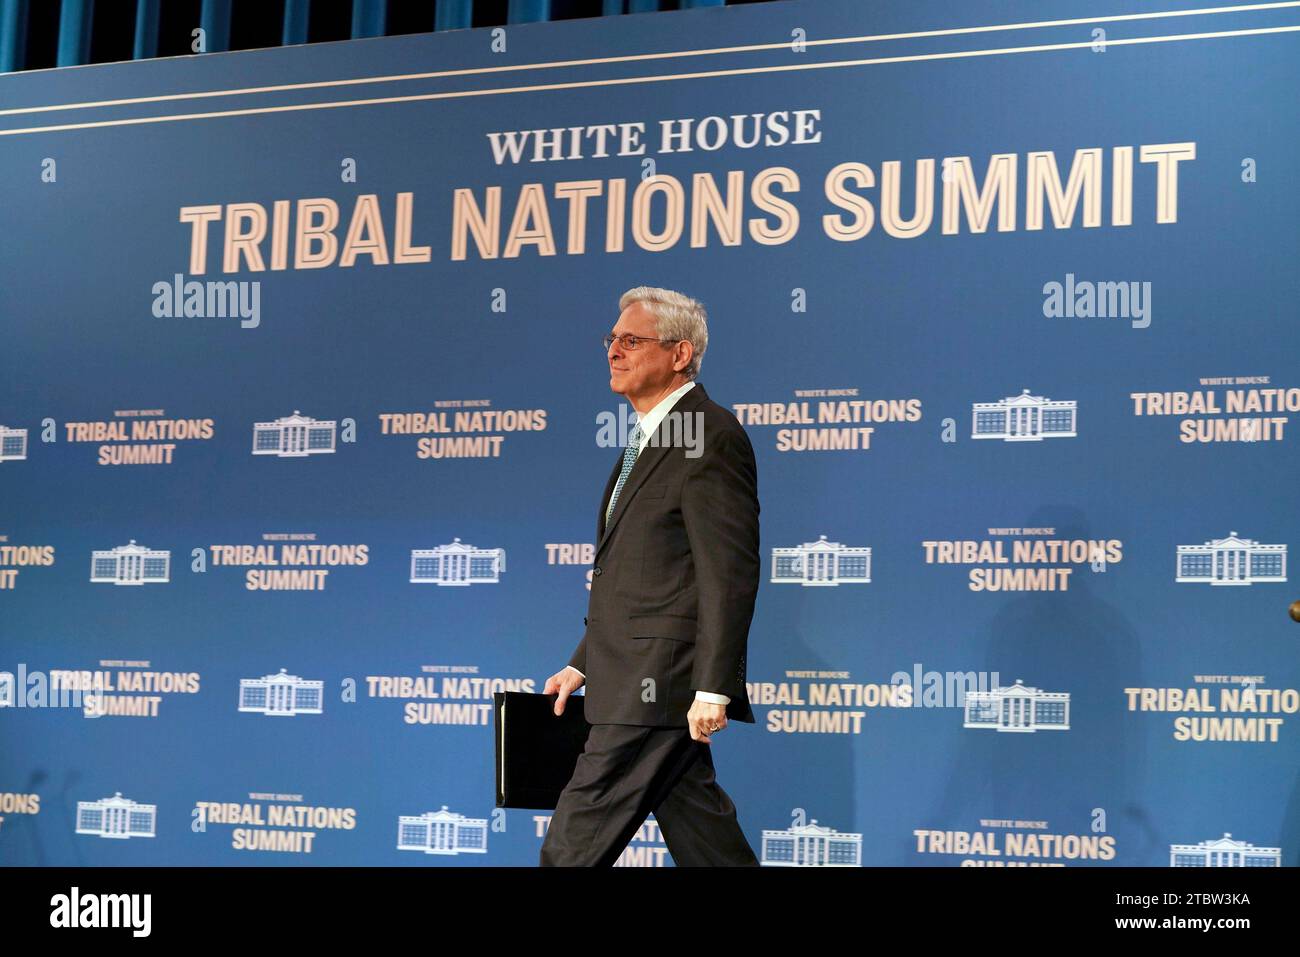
xmin=619 ymin=286 xmax=709 ymax=380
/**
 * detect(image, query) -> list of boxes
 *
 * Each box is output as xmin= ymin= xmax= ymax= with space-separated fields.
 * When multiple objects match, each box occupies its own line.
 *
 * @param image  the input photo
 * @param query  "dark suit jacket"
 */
xmin=568 ymin=381 xmax=759 ymax=726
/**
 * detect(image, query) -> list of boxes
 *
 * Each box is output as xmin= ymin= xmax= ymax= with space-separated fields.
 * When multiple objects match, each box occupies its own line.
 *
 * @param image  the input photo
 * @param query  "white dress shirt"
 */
xmin=568 ymin=380 xmax=730 ymax=706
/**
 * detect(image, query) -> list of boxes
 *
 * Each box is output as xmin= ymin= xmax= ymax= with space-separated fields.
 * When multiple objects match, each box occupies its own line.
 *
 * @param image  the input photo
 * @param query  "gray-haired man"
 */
xmin=540 ymin=286 xmax=760 ymax=867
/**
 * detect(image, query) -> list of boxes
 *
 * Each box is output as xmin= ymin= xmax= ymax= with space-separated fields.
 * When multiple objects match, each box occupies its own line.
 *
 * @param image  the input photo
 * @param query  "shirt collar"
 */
xmin=636 ymin=380 xmax=696 ymax=445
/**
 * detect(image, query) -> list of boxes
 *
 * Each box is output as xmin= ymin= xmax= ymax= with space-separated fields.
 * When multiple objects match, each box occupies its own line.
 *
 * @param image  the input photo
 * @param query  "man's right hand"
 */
xmin=543 ymin=667 xmax=585 ymax=716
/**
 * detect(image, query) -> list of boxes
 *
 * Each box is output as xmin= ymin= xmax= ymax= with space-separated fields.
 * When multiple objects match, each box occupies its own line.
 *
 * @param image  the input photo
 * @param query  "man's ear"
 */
xmin=673 ymin=340 xmax=694 ymax=372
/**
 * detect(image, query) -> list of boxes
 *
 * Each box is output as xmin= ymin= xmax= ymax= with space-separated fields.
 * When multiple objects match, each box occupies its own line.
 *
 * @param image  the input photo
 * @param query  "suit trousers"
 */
xmin=539 ymin=722 xmax=759 ymax=867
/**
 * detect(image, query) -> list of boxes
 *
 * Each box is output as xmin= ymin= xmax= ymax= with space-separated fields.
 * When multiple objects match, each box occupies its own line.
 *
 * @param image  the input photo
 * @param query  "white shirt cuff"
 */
xmin=694 ymin=690 xmax=731 ymax=705
xmin=565 ymin=665 xmax=585 ymax=679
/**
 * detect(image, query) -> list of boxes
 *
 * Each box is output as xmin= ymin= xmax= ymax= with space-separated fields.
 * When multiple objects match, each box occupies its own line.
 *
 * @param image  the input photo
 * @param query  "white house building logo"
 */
xmin=238 ymin=668 xmax=324 ymax=716
xmin=75 ymin=792 xmax=157 ymax=839
xmin=397 ymin=805 xmax=489 ymax=855
xmin=0 ymin=425 xmax=27 ymax=461
xmin=771 ymin=535 xmax=870 ymax=586
xmin=964 ymin=679 xmax=1070 ymax=732
xmin=252 ymin=411 xmax=337 ymax=457
xmin=1176 ymin=532 xmax=1286 ymax=586
xmin=761 ymin=820 xmax=863 ymax=866
xmin=1170 ymin=833 xmax=1281 ymax=867
xmin=90 ymin=540 xmax=170 ymax=585
xmin=410 ymin=538 xmax=506 ymax=585
xmin=972 ymin=389 xmax=1077 ymax=441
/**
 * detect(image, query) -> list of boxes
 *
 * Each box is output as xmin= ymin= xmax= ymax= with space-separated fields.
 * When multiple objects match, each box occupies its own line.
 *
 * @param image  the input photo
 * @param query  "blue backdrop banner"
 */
xmin=1 ymin=0 xmax=1298 ymax=867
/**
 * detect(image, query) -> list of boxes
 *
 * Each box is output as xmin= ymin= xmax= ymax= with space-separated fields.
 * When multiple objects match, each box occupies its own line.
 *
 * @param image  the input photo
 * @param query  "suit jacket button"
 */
xmin=583 ymin=617 xmax=588 ymax=626
xmin=593 ymin=566 xmax=602 ymax=576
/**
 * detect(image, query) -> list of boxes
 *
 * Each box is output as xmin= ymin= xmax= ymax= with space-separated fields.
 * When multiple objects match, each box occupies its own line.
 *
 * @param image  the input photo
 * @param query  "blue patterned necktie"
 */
xmin=605 ymin=421 xmax=643 ymax=524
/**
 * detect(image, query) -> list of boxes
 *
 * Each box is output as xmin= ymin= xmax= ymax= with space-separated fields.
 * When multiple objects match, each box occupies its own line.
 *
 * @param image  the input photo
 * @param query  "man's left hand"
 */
xmin=688 ymin=700 xmax=727 ymax=743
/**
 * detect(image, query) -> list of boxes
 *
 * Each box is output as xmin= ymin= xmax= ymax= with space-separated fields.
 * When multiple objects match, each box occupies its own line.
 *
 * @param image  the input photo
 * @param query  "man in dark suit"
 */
xmin=540 ymin=285 xmax=760 ymax=867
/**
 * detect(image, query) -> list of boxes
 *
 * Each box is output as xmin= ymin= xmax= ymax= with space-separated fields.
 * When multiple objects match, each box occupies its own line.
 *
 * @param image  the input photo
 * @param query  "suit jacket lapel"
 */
xmin=596 ymin=454 xmax=622 ymax=541
xmin=595 ymin=383 xmax=709 ymax=558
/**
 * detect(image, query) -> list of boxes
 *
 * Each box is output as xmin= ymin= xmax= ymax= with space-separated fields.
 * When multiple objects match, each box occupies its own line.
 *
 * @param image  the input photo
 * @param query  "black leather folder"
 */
xmin=494 ymin=690 xmax=592 ymax=809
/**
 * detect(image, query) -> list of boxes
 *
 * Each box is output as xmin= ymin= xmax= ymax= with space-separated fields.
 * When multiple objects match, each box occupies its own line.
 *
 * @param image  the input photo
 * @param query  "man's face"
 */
xmin=607 ymin=302 xmax=686 ymax=403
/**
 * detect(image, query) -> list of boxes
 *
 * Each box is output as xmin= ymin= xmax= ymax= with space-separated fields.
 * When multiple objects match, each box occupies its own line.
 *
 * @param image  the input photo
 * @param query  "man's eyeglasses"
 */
xmin=603 ymin=333 xmax=681 ymax=351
